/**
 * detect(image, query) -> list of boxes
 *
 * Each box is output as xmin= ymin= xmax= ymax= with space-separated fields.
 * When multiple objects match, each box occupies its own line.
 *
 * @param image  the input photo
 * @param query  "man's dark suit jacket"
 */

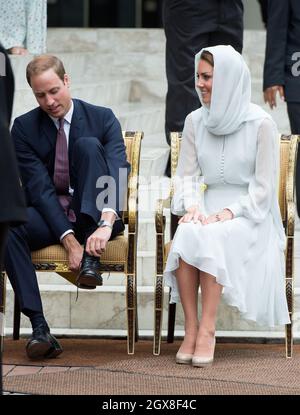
xmin=11 ymin=99 xmax=130 ymax=240
xmin=263 ymin=0 xmax=300 ymax=103
xmin=0 ymin=43 xmax=26 ymax=225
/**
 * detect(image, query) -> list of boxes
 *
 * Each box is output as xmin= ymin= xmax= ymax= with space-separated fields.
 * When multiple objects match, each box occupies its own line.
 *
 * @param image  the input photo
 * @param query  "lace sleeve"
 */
xmin=226 ymin=118 xmax=279 ymax=222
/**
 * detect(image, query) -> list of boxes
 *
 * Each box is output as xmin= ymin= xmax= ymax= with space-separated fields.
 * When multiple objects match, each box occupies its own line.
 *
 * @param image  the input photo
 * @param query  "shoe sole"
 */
xmin=76 ymin=274 xmax=103 ymax=288
xmin=176 ymin=358 xmax=192 ymax=365
xmin=45 ymin=347 xmax=63 ymax=359
xmin=192 ymin=360 xmax=213 ymax=368
xmin=77 ymin=283 xmax=96 ymax=290
xmin=26 ymin=341 xmax=52 ymax=359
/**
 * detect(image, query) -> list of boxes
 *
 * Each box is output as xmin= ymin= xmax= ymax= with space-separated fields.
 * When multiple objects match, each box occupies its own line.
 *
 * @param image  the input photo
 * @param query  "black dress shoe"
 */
xmin=26 ymin=324 xmax=63 ymax=360
xmin=76 ymin=253 xmax=103 ymax=289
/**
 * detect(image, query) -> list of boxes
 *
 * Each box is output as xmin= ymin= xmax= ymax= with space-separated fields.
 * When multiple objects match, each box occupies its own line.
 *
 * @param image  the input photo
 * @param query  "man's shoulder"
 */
xmin=74 ymin=99 xmax=113 ymax=117
xmin=13 ymin=107 xmax=42 ymax=127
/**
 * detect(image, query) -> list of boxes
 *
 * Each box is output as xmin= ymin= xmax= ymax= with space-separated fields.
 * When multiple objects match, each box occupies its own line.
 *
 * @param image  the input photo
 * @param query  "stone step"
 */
xmin=131 ymin=80 xmax=167 ymax=103
xmin=46 ymin=27 xmax=266 ymax=58
xmin=13 ymin=79 xmax=132 ymax=118
xmin=5 ymin=284 xmax=300 ymax=335
xmin=115 ymin=103 xmax=164 ymax=135
xmin=5 ymin=327 xmax=297 ymax=341
xmin=139 ymin=146 xmax=169 ymax=180
xmin=10 ymin=50 xmax=165 ymax=89
xmin=138 ymin=176 xmax=170 ymax=213
xmin=12 ymin=97 xmax=164 ymax=137
xmin=142 ymin=132 xmax=168 ymax=148
xmin=46 ymin=28 xmax=166 ymax=55
xmin=11 ymin=28 xmax=267 ymax=89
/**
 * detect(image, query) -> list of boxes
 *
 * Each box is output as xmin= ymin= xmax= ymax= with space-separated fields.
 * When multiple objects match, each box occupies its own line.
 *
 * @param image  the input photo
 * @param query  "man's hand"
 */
xmin=264 ymin=85 xmax=285 ymax=109
xmin=85 ymin=227 xmax=112 ymax=257
xmin=178 ymin=205 xmax=206 ymax=224
xmin=203 ymin=208 xmax=233 ymax=225
xmin=61 ymin=233 xmax=84 ymax=272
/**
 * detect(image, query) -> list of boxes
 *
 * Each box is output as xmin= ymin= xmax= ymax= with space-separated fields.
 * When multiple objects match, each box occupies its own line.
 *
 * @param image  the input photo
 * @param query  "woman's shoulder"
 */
xmin=190 ymin=108 xmax=203 ymax=123
xmin=184 ymin=108 xmax=203 ymax=132
xmin=257 ymin=117 xmax=277 ymax=138
xmin=245 ymin=114 xmax=276 ymax=135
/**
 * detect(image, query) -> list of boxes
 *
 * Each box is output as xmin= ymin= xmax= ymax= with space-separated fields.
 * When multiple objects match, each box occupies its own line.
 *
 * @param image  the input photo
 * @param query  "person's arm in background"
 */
xmin=263 ymin=0 xmax=290 ymax=109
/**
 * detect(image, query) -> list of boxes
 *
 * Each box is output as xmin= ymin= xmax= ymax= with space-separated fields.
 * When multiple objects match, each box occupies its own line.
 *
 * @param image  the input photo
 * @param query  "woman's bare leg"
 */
xmin=195 ymin=272 xmax=223 ymax=357
xmin=175 ymin=259 xmax=200 ymax=354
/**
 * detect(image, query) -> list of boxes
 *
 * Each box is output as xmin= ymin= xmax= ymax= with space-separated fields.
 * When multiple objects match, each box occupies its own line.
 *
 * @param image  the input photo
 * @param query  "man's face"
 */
xmin=30 ymin=68 xmax=72 ymax=118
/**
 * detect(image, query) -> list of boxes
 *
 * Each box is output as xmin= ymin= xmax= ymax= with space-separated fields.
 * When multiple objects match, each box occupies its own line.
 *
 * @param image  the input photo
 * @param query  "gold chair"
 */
xmin=154 ymin=132 xmax=298 ymax=358
xmin=8 ymin=130 xmax=143 ymax=355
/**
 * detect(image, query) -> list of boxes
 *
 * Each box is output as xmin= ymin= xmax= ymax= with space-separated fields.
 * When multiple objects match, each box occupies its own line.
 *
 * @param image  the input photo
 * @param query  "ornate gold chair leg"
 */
xmin=153 ymin=274 xmax=163 ymax=355
xmin=285 ymin=275 xmax=293 ymax=358
xmin=134 ymin=278 xmax=139 ymax=343
xmin=285 ymin=322 xmax=292 ymax=358
xmin=127 ymin=273 xmax=135 ymax=354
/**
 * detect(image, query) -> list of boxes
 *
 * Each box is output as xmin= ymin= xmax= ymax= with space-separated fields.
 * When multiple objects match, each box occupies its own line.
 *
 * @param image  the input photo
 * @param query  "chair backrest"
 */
xmin=170 ymin=132 xmax=298 ymax=223
xmin=278 ymin=135 xmax=298 ymax=222
xmin=122 ymin=131 xmax=143 ymax=223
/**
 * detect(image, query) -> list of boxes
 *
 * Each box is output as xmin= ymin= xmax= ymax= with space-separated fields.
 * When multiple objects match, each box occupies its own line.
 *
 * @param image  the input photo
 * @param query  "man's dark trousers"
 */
xmin=5 ymin=136 xmax=124 ymax=316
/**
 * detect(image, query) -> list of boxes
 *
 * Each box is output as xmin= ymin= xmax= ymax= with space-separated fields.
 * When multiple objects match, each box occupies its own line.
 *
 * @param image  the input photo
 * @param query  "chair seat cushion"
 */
xmin=31 ymin=235 xmax=128 ymax=267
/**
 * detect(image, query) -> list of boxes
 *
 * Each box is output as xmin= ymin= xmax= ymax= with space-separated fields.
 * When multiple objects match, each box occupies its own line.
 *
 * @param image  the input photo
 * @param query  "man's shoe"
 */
xmin=76 ymin=253 xmax=103 ymax=289
xmin=26 ymin=324 xmax=63 ymax=360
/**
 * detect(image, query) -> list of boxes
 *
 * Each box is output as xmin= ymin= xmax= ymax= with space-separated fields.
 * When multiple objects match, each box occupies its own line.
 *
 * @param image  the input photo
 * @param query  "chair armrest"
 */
xmin=155 ymin=197 xmax=171 ymax=234
xmin=128 ymin=190 xmax=138 ymax=234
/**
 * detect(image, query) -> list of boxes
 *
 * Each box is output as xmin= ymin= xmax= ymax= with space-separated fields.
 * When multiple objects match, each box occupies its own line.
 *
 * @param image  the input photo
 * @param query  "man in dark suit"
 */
xmin=163 ymin=0 xmax=244 ymax=175
xmin=4 ymin=55 xmax=130 ymax=359
xmin=257 ymin=0 xmax=268 ymax=28
xmin=0 ymin=43 xmax=27 ymax=393
xmin=263 ymin=0 xmax=300 ymax=214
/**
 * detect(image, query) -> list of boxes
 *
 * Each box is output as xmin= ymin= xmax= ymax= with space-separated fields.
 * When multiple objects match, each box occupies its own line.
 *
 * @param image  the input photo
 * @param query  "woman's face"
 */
xmin=196 ymin=59 xmax=213 ymax=105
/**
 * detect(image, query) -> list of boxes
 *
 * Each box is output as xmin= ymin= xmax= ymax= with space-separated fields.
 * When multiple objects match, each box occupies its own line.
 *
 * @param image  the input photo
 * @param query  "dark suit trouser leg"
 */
xmin=71 ymin=136 xmax=125 ymax=240
xmin=4 ymin=207 xmax=58 ymax=315
xmin=287 ymin=102 xmax=300 ymax=216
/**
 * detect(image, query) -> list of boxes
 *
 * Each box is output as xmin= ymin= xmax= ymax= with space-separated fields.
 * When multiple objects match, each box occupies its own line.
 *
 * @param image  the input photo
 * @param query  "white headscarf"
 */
xmin=194 ymin=45 xmax=270 ymax=135
xmin=192 ymin=45 xmax=285 ymax=250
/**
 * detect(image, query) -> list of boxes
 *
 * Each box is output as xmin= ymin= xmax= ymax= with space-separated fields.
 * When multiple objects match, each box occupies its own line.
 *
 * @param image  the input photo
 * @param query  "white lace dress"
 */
xmin=164 ymin=111 xmax=290 ymax=327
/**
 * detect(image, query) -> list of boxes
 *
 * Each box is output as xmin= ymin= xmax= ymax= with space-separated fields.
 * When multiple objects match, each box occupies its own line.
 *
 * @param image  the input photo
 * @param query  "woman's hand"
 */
xmin=203 ymin=208 xmax=234 ymax=225
xmin=178 ymin=206 xmax=206 ymax=224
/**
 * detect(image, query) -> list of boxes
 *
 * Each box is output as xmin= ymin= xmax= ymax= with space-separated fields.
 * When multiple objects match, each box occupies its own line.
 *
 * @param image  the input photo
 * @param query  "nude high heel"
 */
xmin=192 ymin=337 xmax=216 ymax=367
xmin=176 ymin=351 xmax=193 ymax=365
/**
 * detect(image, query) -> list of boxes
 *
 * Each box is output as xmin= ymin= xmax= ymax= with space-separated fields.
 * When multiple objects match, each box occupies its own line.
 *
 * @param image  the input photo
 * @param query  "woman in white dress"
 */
xmin=164 ymin=45 xmax=290 ymax=367
xmin=0 ymin=0 xmax=47 ymax=55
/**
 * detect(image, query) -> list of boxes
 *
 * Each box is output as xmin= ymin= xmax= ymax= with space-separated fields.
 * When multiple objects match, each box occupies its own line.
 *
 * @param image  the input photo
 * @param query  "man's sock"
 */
xmin=23 ymin=309 xmax=49 ymax=331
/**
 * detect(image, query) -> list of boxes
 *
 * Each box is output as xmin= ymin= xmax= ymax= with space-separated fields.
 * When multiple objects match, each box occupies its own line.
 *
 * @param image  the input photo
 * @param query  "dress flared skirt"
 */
xmin=164 ymin=213 xmax=290 ymax=327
